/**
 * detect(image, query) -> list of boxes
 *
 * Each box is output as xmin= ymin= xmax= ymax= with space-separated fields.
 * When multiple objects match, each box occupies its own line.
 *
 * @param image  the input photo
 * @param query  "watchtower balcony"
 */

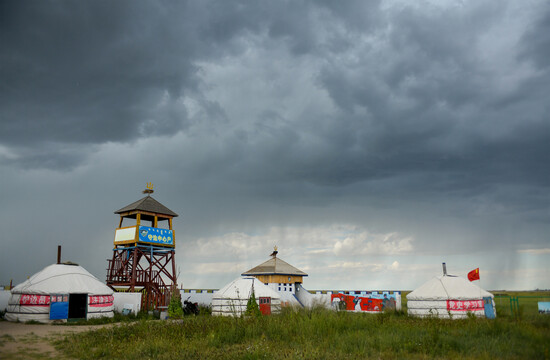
xmin=114 ymin=211 xmax=175 ymax=248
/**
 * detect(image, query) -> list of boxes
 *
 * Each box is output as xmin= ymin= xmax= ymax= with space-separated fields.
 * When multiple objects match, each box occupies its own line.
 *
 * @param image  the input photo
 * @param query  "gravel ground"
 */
xmin=0 ymin=321 xmax=114 ymax=359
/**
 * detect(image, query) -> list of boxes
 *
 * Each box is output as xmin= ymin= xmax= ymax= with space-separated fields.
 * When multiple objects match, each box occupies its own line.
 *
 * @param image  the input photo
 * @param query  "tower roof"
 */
xmin=241 ymin=256 xmax=308 ymax=277
xmin=115 ymin=195 xmax=178 ymax=217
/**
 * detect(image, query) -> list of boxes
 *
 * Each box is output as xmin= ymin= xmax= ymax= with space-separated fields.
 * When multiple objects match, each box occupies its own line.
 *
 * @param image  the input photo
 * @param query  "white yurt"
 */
xmin=212 ymin=277 xmax=281 ymax=317
xmin=5 ymin=263 xmax=114 ymax=323
xmin=407 ymin=271 xmax=496 ymax=319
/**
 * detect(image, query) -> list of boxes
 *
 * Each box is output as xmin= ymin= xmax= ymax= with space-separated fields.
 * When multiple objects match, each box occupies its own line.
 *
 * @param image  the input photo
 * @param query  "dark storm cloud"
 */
xmin=1 ymin=143 xmax=93 ymax=170
xmin=0 ymin=1 xmax=342 ymax=167
xmin=0 ymin=1 xmax=199 ymax=147
xmin=1 ymin=1 xmax=549 ymax=291
xmin=1 ymin=0 xmax=548 ymax=193
xmin=272 ymin=1 xmax=550 ymax=195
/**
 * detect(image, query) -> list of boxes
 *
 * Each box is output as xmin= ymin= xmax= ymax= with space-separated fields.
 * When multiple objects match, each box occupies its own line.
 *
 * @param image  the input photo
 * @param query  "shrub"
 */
xmin=245 ymin=290 xmax=261 ymax=317
xmin=168 ymin=285 xmax=184 ymax=319
xmin=199 ymin=304 xmax=212 ymax=316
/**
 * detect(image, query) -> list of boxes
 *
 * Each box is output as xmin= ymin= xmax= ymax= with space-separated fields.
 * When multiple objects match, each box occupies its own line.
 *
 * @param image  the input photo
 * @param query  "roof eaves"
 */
xmin=241 ymin=271 xmax=308 ymax=276
xmin=115 ymin=195 xmax=178 ymax=217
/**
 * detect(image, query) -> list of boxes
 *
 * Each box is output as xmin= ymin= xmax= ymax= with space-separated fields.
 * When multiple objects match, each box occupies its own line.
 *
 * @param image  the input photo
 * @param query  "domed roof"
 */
xmin=407 ymin=275 xmax=493 ymax=301
xmin=11 ymin=263 xmax=113 ymax=296
xmin=213 ymin=277 xmax=281 ymax=300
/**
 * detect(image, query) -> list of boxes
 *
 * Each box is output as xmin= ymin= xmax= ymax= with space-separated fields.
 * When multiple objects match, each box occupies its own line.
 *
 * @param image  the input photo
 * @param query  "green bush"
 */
xmin=245 ymin=290 xmax=261 ymax=317
xmin=199 ymin=304 xmax=212 ymax=316
xmin=168 ymin=286 xmax=184 ymax=319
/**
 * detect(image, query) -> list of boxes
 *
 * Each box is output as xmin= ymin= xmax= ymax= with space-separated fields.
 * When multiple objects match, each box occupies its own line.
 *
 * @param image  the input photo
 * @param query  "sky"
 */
xmin=1 ymin=0 xmax=549 ymax=291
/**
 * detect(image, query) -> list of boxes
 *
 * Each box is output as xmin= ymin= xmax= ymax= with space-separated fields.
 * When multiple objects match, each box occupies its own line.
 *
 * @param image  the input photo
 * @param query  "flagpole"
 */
xmin=478 ymin=268 xmax=486 ymax=317
xmin=468 ymin=267 xmax=483 ymax=313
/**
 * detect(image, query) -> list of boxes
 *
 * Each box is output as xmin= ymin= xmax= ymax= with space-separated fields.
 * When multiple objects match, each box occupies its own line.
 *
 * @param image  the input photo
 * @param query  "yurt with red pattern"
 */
xmin=5 ymin=263 xmax=114 ymax=323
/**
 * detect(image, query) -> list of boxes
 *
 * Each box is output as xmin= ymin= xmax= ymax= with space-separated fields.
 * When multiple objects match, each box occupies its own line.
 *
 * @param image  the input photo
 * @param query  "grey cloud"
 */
xmin=0 ymin=2 xmax=199 ymax=148
xmin=1 ymin=1 xmax=336 ymax=170
xmin=276 ymin=2 xmax=549 ymax=195
xmin=0 ymin=143 xmax=94 ymax=171
xmin=519 ymin=2 xmax=550 ymax=70
xmin=1 ymin=0 xmax=549 ymax=289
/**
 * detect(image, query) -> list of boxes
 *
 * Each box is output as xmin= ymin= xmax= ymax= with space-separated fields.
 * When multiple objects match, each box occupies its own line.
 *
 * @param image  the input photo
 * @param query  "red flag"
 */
xmin=468 ymin=268 xmax=480 ymax=281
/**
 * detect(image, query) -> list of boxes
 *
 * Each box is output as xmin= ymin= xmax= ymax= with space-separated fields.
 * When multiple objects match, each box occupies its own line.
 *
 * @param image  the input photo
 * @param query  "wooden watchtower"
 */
xmin=106 ymin=186 xmax=178 ymax=310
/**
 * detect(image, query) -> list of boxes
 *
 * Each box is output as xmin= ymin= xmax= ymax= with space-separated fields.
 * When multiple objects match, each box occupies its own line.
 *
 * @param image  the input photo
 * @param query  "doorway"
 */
xmin=259 ymin=297 xmax=271 ymax=315
xmin=49 ymin=294 xmax=69 ymax=320
xmin=68 ymin=293 xmax=87 ymax=320
xmin=483 ymin=297 xmax=495 ymax=319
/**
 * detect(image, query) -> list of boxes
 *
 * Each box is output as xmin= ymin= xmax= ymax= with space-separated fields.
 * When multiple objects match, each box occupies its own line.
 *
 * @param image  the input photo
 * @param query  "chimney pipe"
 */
xmin=442 ymin=262 xmax=447 ymax=276
xmin=57 ymin=245 xmax=61 ymax=264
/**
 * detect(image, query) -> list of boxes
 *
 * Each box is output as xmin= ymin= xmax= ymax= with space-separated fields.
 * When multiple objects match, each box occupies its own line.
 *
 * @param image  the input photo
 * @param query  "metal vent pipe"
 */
xmin=442 ymin=262 xmax=447 ymax=276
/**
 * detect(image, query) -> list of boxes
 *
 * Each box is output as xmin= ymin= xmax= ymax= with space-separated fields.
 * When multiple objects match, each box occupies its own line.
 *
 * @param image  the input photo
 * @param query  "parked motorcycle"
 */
xmin=183 ymin=296 xmax=199 ymax=315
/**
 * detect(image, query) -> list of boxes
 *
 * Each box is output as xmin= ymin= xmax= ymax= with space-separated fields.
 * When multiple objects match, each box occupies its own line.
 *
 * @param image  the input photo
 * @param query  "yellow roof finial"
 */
xmin=143 ymin=182 xmax=154 ymax=195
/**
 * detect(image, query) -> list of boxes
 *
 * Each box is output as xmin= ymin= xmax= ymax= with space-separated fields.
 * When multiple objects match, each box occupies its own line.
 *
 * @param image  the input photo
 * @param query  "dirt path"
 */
xmin=0 ymin=321 xmax=115 ymax=359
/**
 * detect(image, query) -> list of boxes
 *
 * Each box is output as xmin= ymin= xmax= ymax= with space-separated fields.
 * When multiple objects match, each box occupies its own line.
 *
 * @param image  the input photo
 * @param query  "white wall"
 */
xmin=113 ymin=293 xmax=142 ymax=314
xmin=309 ymin=291 xmax=402 ymax=311
xmin=179 ymin=287 xmax=402 ymax=311
xmin=0 ymin=290 xmax=10 ymax=312
xmin=296 ymin=284 xmax=330 ymax=307
xmin=180 ymin=289 xmax=214 ymax=306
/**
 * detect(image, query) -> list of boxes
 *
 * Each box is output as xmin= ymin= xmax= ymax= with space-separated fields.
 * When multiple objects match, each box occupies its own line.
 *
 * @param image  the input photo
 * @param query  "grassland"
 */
xmin=492 ymin=291 xmax=550 ymax=317
xmin=55 ymin=301 xmax=550 ymax=360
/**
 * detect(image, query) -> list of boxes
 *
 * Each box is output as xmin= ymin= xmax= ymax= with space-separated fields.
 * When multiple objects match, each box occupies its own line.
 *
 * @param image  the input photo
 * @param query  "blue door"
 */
xmin=50 ymin=294 xmax=69 ymax=320
xmin=483 ymin=297 xmax=495 ymax=319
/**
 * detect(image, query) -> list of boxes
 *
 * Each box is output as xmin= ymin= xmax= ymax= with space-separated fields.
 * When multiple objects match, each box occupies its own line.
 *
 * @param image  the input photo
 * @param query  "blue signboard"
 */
xmin=538 ymin=302 xmax=550 ymax=314
xmin=138 ymin=226 xmax=174 ymax=245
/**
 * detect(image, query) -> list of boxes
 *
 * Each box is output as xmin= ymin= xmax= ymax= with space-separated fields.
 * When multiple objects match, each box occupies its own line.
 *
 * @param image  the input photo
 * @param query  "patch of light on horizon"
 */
xmin=517 ymin=248 xmax=550 ymax=255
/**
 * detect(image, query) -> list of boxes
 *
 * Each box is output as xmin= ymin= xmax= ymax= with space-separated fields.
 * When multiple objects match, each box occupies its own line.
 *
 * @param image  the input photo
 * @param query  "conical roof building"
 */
xmin=241 ymin=248 xmax=309 ymax=306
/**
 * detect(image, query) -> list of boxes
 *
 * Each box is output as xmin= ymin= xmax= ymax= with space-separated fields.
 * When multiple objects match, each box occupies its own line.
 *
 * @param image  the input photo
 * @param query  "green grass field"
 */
xmin=492 ymin=291 xmax=550 ymax=317
xmin=55 ymin=298 xmax=550 ymax=360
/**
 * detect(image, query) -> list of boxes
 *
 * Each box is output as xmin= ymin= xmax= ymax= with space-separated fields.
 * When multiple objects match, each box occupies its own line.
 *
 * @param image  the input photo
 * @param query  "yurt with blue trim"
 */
xmin=5 ymin=262 xmax=114 ymax=323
